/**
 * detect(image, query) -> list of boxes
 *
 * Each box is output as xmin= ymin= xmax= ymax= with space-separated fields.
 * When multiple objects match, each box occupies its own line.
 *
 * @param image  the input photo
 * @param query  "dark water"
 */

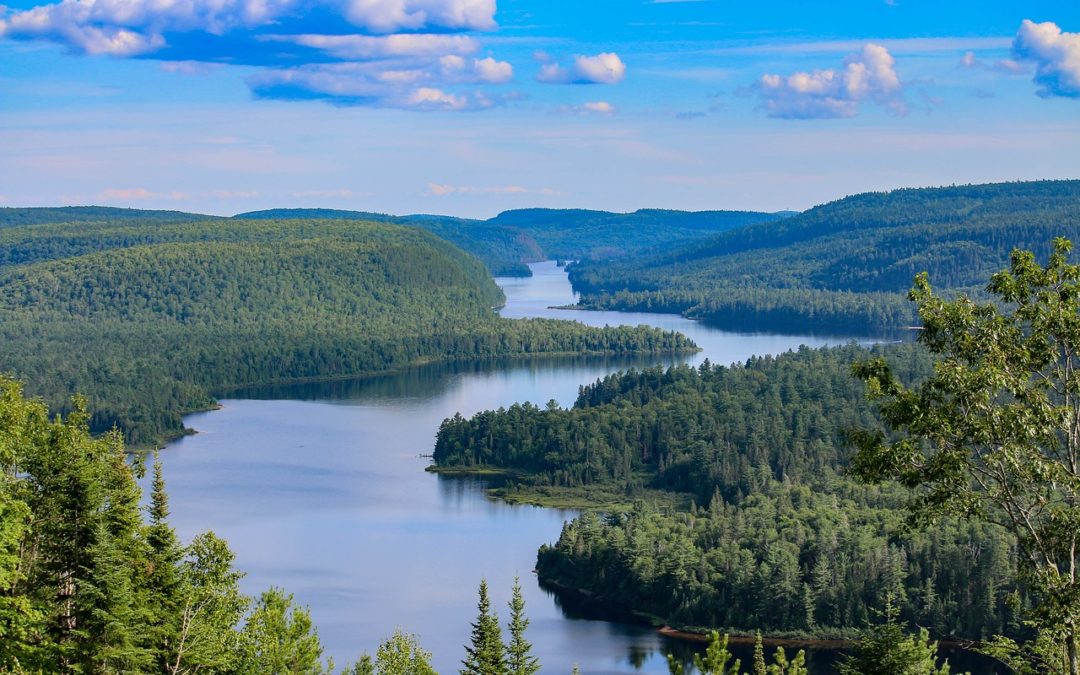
xmin=157 ymin=261 xmax=999 ymax=674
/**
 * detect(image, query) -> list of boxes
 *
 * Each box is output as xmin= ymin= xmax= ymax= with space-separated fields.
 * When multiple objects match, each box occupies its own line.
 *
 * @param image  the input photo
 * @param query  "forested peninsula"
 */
xmin=568 ymin=180 xmax=1080 ymax=333
xmin=433 ymin=343 xmax=1024 ymax=640
xmin=0 ymin=216 xmax=695 ymax=447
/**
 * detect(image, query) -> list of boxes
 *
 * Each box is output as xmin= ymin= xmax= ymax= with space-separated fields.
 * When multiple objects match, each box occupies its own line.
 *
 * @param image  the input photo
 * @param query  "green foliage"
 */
xmin=0 ymin=218 xmax=695 ymax=446
xmin=838 ymin=603 xmax=954 ymax=675
xmin=667 ymin=631 xmax=806 ymax=675
xmin=439 ymin=345 xmax=1022 ymax=637
xmin=570 ymin=180 xmax=1080 ymax=332
xmin=462 ymin=579 xmax=507 ymax=675
xmin=506 ymin=578 xmax=539 ymax=675
xmin=236 ymin=588 xmax=330 ymax=675
xmin=166 ymin=532 xmax=248 ymax=674
xmin=368 ymin=630 xmax=436 ymax=675
xmin=851 ymin=238 xmax=1080 ymax=673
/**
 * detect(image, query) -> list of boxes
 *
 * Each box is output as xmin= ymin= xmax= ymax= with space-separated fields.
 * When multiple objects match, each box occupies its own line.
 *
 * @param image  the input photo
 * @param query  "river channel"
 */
xmin=159 ymin=261 xmax=994 ymax=674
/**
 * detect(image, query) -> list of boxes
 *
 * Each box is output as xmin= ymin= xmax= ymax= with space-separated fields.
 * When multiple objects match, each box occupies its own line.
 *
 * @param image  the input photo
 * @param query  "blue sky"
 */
xmin=1 ymin=0 xmax=1078 ymax=217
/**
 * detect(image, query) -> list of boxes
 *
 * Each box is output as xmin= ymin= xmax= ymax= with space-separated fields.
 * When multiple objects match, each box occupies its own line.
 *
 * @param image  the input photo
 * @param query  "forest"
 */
xmin=433 ymin=344 xmax=1025 ymax=640
xmin=237 ymin=207 xmax=786 ymax=277
xmin=0 ymin=217 xmax=695 ymax=447
xmin=568 ymin=180 xmax=1080 ymax=333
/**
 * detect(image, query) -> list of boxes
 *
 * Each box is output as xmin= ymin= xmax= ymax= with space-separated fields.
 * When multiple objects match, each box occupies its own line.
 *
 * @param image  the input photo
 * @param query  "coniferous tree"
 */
xmin=146 ymin=453 xmax=185 ymax=671
xmin=462 ymin=579 xmax=507 ymax=675
xmin=753 ymin=632 xmax=767 ymax=675
xmin=506 ymin=578 xmax=539 ymax=675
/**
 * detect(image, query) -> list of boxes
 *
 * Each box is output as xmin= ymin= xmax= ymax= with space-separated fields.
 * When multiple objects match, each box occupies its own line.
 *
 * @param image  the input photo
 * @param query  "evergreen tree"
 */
xmin=506 ymin=577 xmax=539 ymax=675
xmin=838 ymin=602 xmax=955 ymax=675
xmin=754 ymin=632 xmax=767 ymax=675
xmin=668 ymin=632 xmax=741 ymax=675
xmin=146 ymin=453 xmax=185 ymax=671
xmin=462 ymin=579 xmax=507 ymax=675
xmin=167 ymin=532 xmax=248 ymax=674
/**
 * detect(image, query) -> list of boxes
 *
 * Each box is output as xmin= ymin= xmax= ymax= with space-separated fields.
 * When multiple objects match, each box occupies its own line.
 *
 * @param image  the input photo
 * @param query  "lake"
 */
xmin=158 ymin=261 xmax=993 ymax=674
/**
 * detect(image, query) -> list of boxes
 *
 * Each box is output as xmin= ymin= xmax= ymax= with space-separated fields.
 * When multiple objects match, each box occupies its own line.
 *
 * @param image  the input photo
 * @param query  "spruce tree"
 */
xmin=753 ymin=631 xmax=767 ymax=675
xmin=146 ymin=453 xmax=185 ymax=671
xmin=506 ymin=577 xmax=539 ymax=675
xmin=461 ymin=579 xmax=507 ymax=675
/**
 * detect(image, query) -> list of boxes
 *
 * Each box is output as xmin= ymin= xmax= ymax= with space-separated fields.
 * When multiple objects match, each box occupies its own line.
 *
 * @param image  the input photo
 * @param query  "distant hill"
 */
xmin=488 ymin=208 xmax=787 ymax=262
xmin=0 ymin=206 xmax=220 ymax=228
xmin=568 ymin=180 xmax=1080 ymax=334
xmin=236 ymin=207 xmax=787 ymax=277
xmin=0 ymin=218 xmax=695 ymax=446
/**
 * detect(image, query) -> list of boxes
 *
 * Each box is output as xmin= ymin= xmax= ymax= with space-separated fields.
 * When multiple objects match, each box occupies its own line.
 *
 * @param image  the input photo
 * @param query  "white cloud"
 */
xmin=1012 ymin=19 xmax=1080 ymax=98
xmin=405 ymin=87 xmax=468 ymax=110
xmin=558 ymin=101 xmax=616 ymax=115
xmin=537 ymin=52 xmax=626 ymax=84
xmin=755 ymin=43 xmax=906 ymax=119
xmin=440 ymin=54 xmax=513 ymax=83
xmin=277 ymin=33 xmax=479 ymax=60
xmin=960 ymin=50 xmax=1028 ymax=75
xmin=0 ymin=0 xmax=507 ymax=110
xmin=249 ymin=60 xmax=506 ymax=108
xmin=0 ymin=0 xmax=496 ymax=52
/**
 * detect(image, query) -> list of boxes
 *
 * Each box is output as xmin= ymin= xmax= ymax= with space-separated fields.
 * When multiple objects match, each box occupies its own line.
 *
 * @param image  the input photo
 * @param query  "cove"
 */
xmin=157 ymin=262 xmax=985 ymax=673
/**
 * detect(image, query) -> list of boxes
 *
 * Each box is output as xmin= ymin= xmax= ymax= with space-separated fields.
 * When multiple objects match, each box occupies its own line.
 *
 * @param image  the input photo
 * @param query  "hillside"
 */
xmin=0 ymin=205 xmax=221 ymax=227
xmin=0 ymin=219 xmax=695 ymax=446
xmin=433 ymin=344 xmax=1021 ymax=640
xmin=238 ymin=207 xmax=785 ymax=277
xmin=568 ymin=180 xmax=1080 ymax=334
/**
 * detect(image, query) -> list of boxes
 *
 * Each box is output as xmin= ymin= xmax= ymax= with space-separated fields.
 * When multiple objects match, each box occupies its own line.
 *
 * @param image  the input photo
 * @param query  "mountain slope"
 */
xmin=0 ymin=219 xmax=695 ymax=446
xmin=569 ymin=180 xmax=1080 ymax=333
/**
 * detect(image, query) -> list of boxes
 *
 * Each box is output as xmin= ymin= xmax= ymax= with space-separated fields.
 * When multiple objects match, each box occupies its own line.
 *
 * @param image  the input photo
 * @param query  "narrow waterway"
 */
xmin=158 ymin=262 xmax=991 ymax=673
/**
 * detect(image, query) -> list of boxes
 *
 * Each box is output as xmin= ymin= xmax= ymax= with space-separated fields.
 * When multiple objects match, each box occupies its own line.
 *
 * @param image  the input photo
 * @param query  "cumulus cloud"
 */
xmin=0 ymin=0 xmax=507 ymax=110
xmin=0 ymin=0 xmax=497 ymax=54
xmin=1012 ymin=19 xmax=1080 ymax=98
xmin=537 ymin=52 xmax=626 ymax=84
xmin=960 ymin=50 xmax=1027 ymax=74
xmin=755 ymin=43 xmax=905 ymax=119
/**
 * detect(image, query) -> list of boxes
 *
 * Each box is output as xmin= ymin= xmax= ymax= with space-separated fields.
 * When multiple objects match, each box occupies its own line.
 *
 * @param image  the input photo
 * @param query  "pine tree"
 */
xmin=753 ymin=632 xmax=767 ymax=675
xmin=506 ymin=577 xmax=539 ymax=675
xmin=461 ymin=579 xmax=507 ymax=675
xmin=146 ymin=453 xmax=185 ymax=671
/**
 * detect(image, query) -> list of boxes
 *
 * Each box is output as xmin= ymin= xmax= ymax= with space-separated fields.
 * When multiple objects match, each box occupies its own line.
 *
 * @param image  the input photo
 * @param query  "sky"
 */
xmin=1 ymin=0 xmax=1078 ymax=218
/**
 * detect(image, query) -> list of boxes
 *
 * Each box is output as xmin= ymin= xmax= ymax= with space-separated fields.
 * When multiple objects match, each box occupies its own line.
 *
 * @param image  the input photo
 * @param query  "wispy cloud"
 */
xmin=97 ymin=187 xmax=190 ymax=201
xmin=536 ymin=52 xmax=626 ymax=84
xmin=426 ymin=182 xmax=530 ymax=196
xmin=1012 ymin=19 xmax=1080 ymax=98
xmin=557 ymin=101 xmax=616 ymax=115
xmin=712 ymin=36 xmax=1010 ymax=56
xmin=755 ymin=43 xmax=906 ymax=119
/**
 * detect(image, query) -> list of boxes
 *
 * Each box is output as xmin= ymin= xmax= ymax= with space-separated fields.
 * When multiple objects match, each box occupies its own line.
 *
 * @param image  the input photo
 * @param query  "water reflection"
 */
xmin=155 ymin=261 xmax=990 ymax=674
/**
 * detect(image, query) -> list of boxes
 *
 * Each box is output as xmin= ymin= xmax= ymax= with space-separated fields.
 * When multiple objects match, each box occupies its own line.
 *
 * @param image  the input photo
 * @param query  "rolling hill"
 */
xmin=568 ymin=180 xmax=1080 ymax=334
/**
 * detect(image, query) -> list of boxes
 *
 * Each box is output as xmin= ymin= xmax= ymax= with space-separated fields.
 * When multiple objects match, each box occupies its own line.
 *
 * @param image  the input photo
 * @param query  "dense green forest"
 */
xmin=0 ymin=206 xmax=222 ymax=228
xmin=238 ymin=207 xmax=785 ymax=277
xmin=0 ymin=218 xmax=695 ymax=447
xmin=568 ymin=180 xmax=1080 ymax=333
xmin=434 ymin=344 xmax=1024 ymax=640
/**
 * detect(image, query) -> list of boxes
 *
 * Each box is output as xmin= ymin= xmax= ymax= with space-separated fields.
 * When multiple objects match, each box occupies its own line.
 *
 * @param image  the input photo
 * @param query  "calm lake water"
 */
xmin=158 ymin=261 xmax=997 ymax=674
